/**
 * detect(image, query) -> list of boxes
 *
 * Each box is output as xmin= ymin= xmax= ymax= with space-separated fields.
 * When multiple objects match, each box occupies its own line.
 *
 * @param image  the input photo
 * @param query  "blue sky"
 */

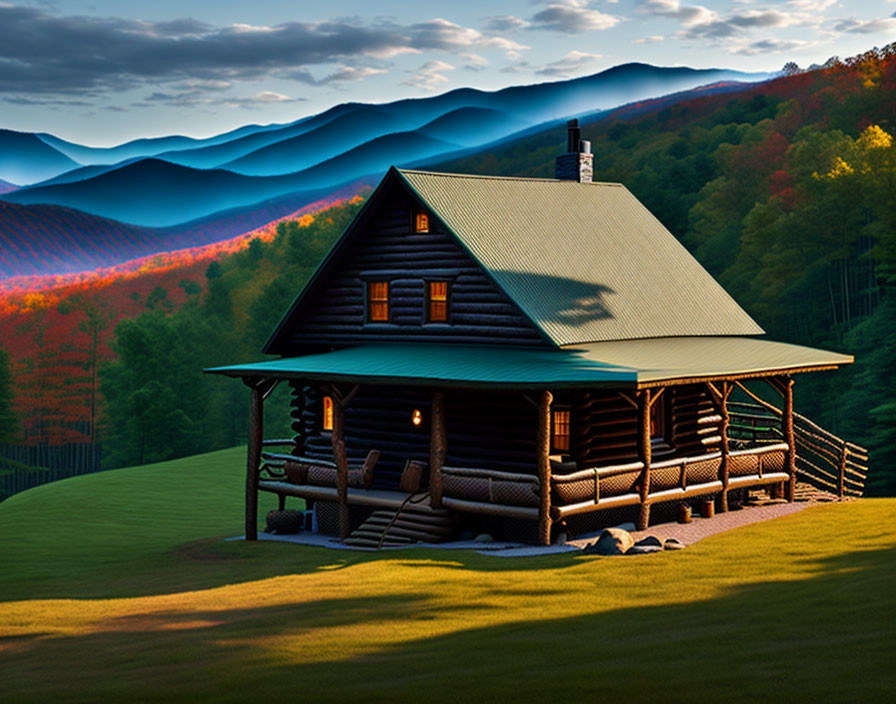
xmin=2 ymin=0 xmax=894 ymax=145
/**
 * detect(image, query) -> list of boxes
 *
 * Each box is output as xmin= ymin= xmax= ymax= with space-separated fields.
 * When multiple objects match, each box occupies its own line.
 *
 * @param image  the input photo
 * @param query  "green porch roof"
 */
xmin=206 ymin=337 xmax=851 ymax=389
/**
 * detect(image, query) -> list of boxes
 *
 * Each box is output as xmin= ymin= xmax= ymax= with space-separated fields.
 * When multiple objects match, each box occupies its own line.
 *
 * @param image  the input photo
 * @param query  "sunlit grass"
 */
xmin=0 ymin=449 xmax=894 ymax=703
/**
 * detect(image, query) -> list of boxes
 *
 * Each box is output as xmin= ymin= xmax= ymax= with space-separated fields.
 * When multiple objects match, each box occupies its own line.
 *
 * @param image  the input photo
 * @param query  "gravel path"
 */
xmin=569 ymin=500 xmax=812 ymax=548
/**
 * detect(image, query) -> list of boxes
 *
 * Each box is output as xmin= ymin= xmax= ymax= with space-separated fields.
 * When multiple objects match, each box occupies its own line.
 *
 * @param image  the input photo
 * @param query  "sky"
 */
xmin=1 ymin=0 xmax=894 ymax=146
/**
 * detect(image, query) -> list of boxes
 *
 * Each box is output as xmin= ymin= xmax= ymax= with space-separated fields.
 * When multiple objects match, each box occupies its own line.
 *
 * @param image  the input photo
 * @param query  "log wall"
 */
xmin=284 ymin=183 xmax=545 ymax=350
xmin=669 ymin=384 xmax=722 ymax=455
xmin=296 ymin=386 xmax=539 ymax=487
xmin=572 ymin=391 xmax=639 ymax=466
xmin=571 ymin=384 xmax=722 ymax=467
xmin=292 ymin=383 xmax=722 ymax=488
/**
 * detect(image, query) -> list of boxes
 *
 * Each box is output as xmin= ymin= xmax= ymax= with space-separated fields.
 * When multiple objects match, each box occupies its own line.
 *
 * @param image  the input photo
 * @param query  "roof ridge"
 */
xmin=398 ymin=168 xmax=624 ymax=187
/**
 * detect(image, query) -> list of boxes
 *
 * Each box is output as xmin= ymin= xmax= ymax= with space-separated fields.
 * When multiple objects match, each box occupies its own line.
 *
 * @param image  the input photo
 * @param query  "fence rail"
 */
xmin=0 ymin=443 xmax=102 ymax=502
xmin=728 ymin=401 xmax=868 ymax=498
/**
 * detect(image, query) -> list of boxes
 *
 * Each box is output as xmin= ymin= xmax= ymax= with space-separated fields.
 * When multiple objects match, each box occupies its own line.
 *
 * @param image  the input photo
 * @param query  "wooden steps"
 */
xmin=343 ymin=496 xmax=455 ymax=548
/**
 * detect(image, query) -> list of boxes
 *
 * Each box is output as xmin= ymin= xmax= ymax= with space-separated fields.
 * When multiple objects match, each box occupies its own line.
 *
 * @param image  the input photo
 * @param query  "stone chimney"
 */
xmin=555 ymin=119 xmax=593 ymax=183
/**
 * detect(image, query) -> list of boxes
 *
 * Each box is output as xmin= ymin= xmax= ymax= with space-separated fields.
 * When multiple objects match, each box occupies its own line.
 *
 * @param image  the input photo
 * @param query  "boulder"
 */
xmin=473 ymin=533 xmax=494 ymax=543
xmin=634 ymin=535 xmax=663 ymax=548
xmin=664 ymin=537 xmax=686 ymax=550
xmin=582 ymin=528 xmax=634 ymax=555
xmin=627 ymin=544 xmax=663 ymax=555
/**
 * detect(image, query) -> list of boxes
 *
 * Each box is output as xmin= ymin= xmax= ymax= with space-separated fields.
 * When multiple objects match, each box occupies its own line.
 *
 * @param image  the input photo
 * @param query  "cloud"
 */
xmin=641 ymin=0 xmax=717 ymax=27
xmin=632 ymin=35 xmax=665 ymax=43
xmin=402 ymin=60 xmax=456 ymax=90
xmin=730 ymin=38 xmax=811 ymax=55
xmin=255 ymin=91 xmax=292 ymax=103
xmin=529 ymin=0 xmax=620 ymax=33
xmin=0 ymin=6 xmax=526 ymax=98
xmin=460 ymin=52 xmax=489 ymax=70
xmin=483 ymin=15 xmax=527 ymax=31
xmin=323 ymin=66 xmax=389 ymax=82
xmin=834 ymin=17 xmax=896 ymax=34
xmin=682 ymin=9 xmax=800 ymax=38
xmin=534 ymin=50 xmax=604 ymax=77
xmin=787 ymin=0 xmax=837 ymax=10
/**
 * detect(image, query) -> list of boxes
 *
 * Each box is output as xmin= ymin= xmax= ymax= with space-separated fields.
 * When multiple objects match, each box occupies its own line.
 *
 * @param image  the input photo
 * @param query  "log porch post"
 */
xmin=243 ymin=377 xmax=276 ymax=541
xmin=331 ymin=393 xmax=350 ymax=539
xmin=636 ymin=388 xmax=653 ymax=531
xmin=718 ymin=381 xmax=732 ymax=513
xmin=429 ymin=390 xmax=446 ymax=508
xmin=536 ymin=390 xmax=553 ymax=546
xmin=782 ymin=376 xmax=796 ymax=502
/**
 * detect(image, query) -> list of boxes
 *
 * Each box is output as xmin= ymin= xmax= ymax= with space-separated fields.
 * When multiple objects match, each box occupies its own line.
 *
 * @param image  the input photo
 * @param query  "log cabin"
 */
xmin=207 ymin=120 xmax=863 ymax=546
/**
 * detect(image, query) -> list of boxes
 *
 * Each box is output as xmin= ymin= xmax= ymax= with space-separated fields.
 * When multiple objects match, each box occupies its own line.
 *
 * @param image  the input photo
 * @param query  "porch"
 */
xmin=206 ymin=338 xmax=860 ymax=546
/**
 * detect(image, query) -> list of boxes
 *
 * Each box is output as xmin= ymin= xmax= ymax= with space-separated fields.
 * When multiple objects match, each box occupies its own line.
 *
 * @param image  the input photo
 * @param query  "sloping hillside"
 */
xmin=0 ymin=449 xmax=893 ymax=702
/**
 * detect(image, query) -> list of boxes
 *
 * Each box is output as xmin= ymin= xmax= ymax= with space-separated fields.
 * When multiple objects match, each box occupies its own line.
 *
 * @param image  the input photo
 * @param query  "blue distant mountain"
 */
xmin=0 ymin=178 xmax=18 ymax=195
xmin=218 ymin=108 xmax=412 ymax=176
xmin=0 ymin=130 xmax=81 ymax=185
xmin=0 ymin=62 xmax=773 ymax=269
xmin=3 ymin=129 xmax=456 ymax=226
xmin=35 ymin=119 xmax=309 ymax=166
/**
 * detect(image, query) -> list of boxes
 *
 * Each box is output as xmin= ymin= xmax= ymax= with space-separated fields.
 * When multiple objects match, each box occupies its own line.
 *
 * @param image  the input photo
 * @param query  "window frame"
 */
xmin=425 ymin=279 xmax=450 ymax=324
xmin=322 ymin=395 xmax=334 ymax=432
xmin=413 ymin=210 xmax=430 ymax=233
xmin=366 ymin=279 xmax=390 ymax=323
xmin=650 ymin=394 xmax=669 ymax=441
xmin=551 ymin=406 xmax=572 ymax=453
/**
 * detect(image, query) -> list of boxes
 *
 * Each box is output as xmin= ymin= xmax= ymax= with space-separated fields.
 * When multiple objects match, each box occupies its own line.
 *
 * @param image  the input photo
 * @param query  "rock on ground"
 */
xmin=582 ymin=528 xmax=634 ymax=555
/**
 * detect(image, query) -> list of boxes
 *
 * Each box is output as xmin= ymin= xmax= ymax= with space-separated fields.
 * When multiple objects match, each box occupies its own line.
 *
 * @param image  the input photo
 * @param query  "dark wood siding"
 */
xmin=668 ymin=384 xmax=722 ymax=455
xmin=570 ymin=384 xmax=723 ymax=468
xmin=295 ymin=385 xmax=539 ymax=487
xmin=572 ymin=390 xmax=639 ymax=466
xmin=445 ymin=391 xmax=537 ymax=474
xmin=284 ymin=183 xmax=545 ymax=350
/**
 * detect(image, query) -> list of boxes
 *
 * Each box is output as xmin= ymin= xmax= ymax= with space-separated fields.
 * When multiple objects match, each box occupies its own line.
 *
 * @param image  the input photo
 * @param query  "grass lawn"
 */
xmin=0 ymin=447 xmax=894 ymax=703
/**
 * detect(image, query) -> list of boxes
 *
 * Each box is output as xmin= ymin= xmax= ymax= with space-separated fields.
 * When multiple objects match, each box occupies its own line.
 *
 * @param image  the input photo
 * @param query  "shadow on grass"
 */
xmin=1 ymin=544 xmax=893 ymax=703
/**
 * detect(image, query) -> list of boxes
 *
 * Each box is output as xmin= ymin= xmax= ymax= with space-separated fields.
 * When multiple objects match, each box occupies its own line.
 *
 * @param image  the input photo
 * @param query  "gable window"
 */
xmin=367 ymin=281 xmax=390 ymax=322
xmin=551 ymin=407 xmax=571 ymax=452
xmin=322 ymin=395 xmax=334 ymax=431
xmin=414 ymin=211 xmax=430 ymax=233
xmin=427 ymin=280 xmax=449 ymax=323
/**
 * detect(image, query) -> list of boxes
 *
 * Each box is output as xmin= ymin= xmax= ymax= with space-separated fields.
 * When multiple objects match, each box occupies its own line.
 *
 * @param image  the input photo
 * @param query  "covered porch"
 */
xmin=207 ymin=337 xmax=853 ymax=546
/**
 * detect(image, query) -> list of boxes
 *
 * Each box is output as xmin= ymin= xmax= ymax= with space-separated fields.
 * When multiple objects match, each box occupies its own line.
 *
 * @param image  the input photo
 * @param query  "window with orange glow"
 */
xmin=427 ymin=280 xmax=449 ymax=322
xmin=322 ymin=396 xmax=334 ymax=431
xmin=552 ymin=408 xmax=571 ymax=452
xmin=415 ymin=211 xmax=429 ymax=233
xmin=367 ymin=281 xmax=389 ymax=322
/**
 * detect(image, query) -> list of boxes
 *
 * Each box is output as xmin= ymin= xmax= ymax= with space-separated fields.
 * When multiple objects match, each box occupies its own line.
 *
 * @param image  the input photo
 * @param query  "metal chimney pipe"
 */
xmin=566 ymin=119 xmax=581 ymax=152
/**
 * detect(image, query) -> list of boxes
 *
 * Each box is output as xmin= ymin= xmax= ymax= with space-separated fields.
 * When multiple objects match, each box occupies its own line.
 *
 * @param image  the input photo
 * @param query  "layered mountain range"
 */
xmin=0 ymin=62 xmax=771 ymax=279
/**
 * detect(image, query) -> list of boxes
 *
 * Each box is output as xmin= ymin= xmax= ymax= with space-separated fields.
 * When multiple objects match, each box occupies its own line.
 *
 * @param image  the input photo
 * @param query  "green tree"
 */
xmin=0 ymin=345 xmax=18 ymax=443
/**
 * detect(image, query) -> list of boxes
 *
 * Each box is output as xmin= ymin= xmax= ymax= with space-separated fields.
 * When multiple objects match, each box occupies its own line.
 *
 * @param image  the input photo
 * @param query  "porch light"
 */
xmin=412 ymin=409 xmax=423 ymax=426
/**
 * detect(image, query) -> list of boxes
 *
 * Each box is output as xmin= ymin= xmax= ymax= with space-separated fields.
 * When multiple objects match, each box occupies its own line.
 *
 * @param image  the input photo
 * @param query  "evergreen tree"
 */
xmin=0 ymin=345 xmax=18 ymax=443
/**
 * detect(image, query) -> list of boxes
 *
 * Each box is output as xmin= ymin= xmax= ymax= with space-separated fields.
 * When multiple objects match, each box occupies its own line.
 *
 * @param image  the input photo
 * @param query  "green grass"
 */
xmin=1 ymin=448 xmax=894 ymax=703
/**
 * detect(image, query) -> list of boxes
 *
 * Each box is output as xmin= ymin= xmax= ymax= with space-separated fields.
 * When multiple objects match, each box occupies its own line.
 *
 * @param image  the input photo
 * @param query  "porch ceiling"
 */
xmin=205 ymin=337 xmax=851 ymax=389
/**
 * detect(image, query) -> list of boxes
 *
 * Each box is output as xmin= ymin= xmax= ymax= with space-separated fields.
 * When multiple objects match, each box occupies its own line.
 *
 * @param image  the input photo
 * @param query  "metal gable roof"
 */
xmin=397 ymin=169 xmax=765 ymax=346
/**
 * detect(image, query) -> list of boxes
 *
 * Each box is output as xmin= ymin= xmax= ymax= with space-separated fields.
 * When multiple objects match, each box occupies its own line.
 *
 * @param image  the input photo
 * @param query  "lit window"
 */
xmin=411 ymin=409 xmax=423 ymax=426
xmin=322 ymin=396 xmax=334 ymax=431
xmin=552 ymin=408 xmax=571 ymax=452
xmin=427 ymin=281 xmax=448 ymax=322
xmin=415 ymin=211 xmax=429 ymax=233
xmin=367 ymin=281 xmax=389 ymax=322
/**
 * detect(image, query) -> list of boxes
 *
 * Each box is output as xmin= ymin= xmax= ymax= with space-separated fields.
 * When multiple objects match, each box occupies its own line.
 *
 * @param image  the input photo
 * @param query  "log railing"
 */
xmin=728 ymin=402 xmax=868 ymax=498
